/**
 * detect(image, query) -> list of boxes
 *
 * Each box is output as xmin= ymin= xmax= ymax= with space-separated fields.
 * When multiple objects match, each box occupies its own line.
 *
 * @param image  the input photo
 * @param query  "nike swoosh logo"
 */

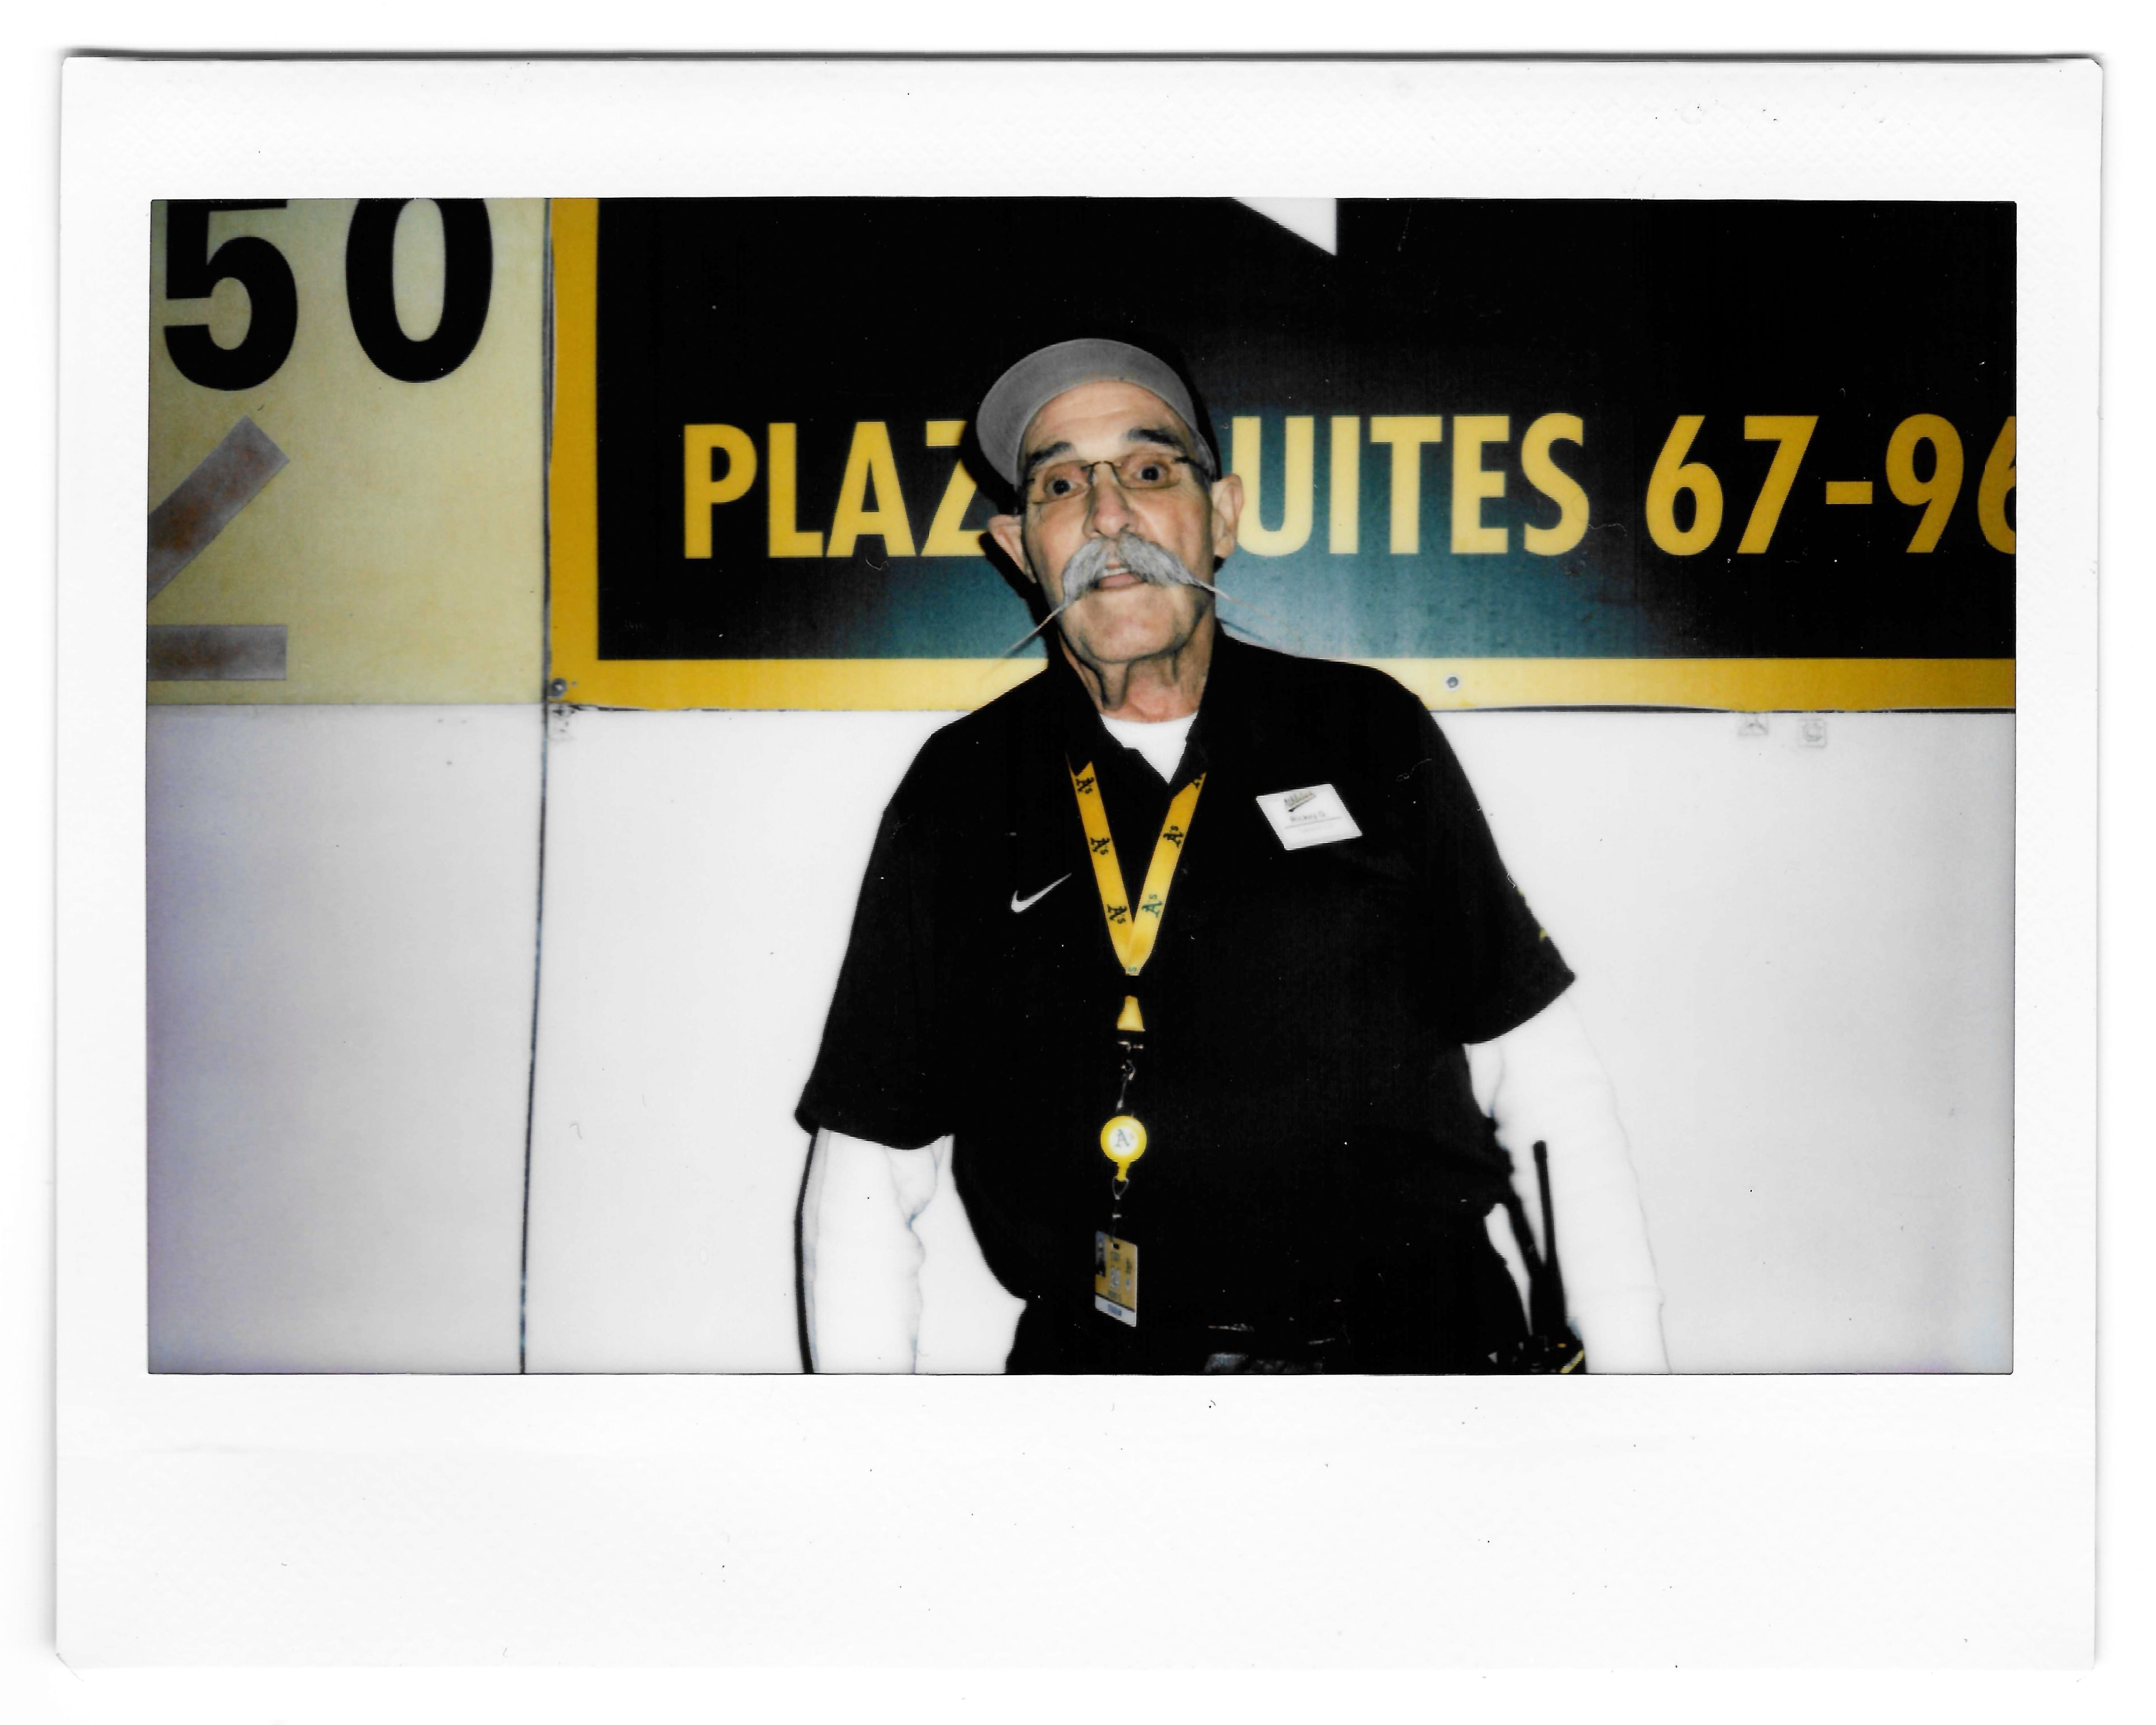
xmin=1011 ymin=873 xmax=1072 ymax=913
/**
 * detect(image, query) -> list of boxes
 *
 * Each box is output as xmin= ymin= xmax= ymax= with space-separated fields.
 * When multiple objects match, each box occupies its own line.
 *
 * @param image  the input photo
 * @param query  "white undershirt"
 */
xmin=1098 ymin=710 xmax=1197 ymax=781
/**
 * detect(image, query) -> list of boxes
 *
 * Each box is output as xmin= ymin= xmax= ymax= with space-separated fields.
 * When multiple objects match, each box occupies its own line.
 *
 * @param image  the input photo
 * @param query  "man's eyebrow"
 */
xmin=1017 ymin=439 xmax=1073 ymax=486
xmin=1126 ymin=425 xmax=1193 ymax=455
xmin=1013 ymin=437 xmax=1074 ymax=478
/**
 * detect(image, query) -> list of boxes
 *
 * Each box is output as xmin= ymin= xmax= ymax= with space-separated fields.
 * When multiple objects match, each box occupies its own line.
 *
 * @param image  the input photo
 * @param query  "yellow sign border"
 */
xmin=546 ymin=198 xmax=2012 ymax=715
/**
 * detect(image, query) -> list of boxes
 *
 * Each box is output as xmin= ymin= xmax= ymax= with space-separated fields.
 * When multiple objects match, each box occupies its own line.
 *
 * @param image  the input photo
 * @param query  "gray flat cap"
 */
xmin=975 ymin=337 xmax=1215 ymax=487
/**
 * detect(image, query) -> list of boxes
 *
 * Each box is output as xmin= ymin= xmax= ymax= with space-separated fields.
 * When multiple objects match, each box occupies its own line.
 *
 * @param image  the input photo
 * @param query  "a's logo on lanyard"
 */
xmin=1067 ymin=759 xmax=1205 ymax=1328
xmin=1067 ymin=760 xmax=1204 ymax=980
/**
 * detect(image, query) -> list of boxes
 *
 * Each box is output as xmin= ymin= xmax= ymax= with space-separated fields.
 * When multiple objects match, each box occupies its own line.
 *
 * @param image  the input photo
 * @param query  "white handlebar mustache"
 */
xmin=1059 ymin=531 xmax=1204 ymax=600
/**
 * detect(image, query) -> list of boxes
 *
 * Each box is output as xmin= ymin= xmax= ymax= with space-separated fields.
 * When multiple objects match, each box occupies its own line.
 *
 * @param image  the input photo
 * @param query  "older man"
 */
xmin=796 ymin=338 xmax=1666 ymax=1374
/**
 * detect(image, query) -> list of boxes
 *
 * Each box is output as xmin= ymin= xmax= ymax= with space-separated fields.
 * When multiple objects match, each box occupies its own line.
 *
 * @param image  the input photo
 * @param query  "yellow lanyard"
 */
xmin=1066 ymin=760 xmax=1206 ymax=978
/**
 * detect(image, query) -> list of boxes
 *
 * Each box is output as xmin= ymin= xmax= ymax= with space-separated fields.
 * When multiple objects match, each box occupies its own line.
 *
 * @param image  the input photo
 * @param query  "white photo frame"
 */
xmin=58 ymin=56 xmax=2098 ymax=1669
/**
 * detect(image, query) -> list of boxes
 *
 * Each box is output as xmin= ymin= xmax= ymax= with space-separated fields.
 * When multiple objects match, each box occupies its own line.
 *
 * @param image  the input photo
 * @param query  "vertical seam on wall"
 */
xmin=519 ymin=199 xmax=557 ymax=1375
xmin=518 ymin=708 xmax=550 ymax=1376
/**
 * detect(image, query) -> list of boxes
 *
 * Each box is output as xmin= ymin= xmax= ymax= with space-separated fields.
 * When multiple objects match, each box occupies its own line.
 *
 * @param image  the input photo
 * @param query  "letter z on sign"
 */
xmin=1255 ymin=784 xmax=1363 ymax=851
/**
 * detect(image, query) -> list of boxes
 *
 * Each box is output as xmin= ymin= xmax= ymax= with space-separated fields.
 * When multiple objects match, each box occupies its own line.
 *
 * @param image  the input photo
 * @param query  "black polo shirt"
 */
xmin=798 ymin=629 xmax=1574 ymax=1370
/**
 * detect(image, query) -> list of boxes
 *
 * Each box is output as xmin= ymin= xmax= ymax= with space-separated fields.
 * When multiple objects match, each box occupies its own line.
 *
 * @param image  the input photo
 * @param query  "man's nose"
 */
xmin=1084 ymin=466 xmax=1134 ymax=535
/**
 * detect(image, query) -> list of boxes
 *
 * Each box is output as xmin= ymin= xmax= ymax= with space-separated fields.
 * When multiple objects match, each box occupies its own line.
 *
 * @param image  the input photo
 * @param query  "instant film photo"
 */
xmin=68 ymin=55 xmax=2098 ymax=1674
xmin=147 ymin=191 xmax=2014 ymax=1377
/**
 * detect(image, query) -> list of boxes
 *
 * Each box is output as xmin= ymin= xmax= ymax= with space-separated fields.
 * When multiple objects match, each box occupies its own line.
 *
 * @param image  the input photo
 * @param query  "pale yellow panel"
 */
xmin=148 ymin=198 xmax=546 ymax=704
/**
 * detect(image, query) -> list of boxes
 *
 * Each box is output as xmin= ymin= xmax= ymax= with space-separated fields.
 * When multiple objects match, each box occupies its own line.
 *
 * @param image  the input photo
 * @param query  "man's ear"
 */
xmin=1208 ymin=472 xmax=1245 ymax=562
xmin=988 ymin=513 xmax=1034 ymax=583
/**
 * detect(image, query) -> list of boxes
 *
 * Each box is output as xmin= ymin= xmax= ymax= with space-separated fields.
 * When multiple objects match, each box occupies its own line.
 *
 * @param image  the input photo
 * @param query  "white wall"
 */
xmin=519 ymin=709 xmax=1021 ymax=1373
xmin=149 ymin=701 xmax=2014 ymax=1375
xmin=147 ymin=705 xmax=542 ymax=1372
xmin=1446 ymin=710 xmax=2013 ymax=1372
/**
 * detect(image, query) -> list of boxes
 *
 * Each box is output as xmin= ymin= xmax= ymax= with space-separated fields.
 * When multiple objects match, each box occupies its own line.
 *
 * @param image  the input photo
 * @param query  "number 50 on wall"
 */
xmin=147 ymin=198 xmax=546 ymax=705
xmin=163 ymin=197 xmax=495 ymax=391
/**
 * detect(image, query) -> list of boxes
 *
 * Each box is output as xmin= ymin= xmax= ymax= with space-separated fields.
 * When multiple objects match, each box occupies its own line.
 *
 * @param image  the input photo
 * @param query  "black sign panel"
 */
xmin=582 ymin=197 xmax=2013 ymax=684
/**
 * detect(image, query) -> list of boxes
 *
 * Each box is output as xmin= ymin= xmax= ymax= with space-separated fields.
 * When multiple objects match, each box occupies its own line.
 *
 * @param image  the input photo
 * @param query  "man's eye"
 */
xmin=1043 ymin=474 xmax=1077 ymax=498
xmin=1131 ymin=460 xmax=1168 ymax=483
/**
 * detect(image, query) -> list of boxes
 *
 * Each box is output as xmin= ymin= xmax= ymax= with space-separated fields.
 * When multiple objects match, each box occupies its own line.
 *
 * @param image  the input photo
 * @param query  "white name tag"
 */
xmin=1255 ymin=782 xmax=1363 ymax=851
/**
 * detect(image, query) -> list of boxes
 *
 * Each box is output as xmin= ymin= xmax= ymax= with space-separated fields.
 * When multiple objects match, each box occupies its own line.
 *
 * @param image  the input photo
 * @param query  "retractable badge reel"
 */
xmin=1093 ymin=1004 xmax=1148 ymax=1326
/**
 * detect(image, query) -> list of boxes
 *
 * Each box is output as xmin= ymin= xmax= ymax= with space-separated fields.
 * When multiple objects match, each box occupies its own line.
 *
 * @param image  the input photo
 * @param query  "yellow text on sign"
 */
xmin=683 ymin=420 xmax=985 ymax=562
xmin=679 ymin=411 xmax=1591 ymax=562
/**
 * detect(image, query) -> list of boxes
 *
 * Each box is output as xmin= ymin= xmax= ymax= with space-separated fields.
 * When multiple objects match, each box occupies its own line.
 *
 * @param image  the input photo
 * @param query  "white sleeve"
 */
xmin=799 ymin=1126 xmax=941 ymax=1373
xmin=1466 ymin=995 xmax=1670 ymax=1373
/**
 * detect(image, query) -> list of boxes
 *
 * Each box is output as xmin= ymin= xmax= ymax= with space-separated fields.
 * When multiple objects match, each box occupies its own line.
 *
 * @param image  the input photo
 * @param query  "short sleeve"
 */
xmin=795 ymin=772 xmax=951 ymax=1149
xmin=1407 ymin=705 xmax=1575 ymax=1045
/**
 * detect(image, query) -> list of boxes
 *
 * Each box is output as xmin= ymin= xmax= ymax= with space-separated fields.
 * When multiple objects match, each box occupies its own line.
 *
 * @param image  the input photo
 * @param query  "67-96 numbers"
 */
xmin=1645 ymin=413 xmax=2016 ymax=557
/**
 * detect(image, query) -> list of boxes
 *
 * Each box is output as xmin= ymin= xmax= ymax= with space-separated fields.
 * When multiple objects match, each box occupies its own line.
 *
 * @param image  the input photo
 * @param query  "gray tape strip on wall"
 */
xmin=148 ymin=418 xmax=289 ymax=601
xmin=147 ymin=625 xmax=287 ymax=681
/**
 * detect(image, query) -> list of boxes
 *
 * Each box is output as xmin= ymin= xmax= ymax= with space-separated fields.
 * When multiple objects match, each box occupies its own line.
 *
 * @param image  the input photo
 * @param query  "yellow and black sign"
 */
xmin=547 ymin=197 xmax=2014 ymax=713
xmin=149 ymin=198 xmax=2015 ymax=711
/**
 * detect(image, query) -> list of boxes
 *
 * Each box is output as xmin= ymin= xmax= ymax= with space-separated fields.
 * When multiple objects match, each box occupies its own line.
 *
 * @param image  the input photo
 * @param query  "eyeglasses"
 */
xmin=1026 ymin=450 xmax=1199 ymax=509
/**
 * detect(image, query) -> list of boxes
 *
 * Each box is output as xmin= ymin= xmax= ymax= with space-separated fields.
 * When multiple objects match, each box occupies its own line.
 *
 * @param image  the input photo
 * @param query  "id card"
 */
xmin=1093 ymin=1231 xmax=1139 ymax=1326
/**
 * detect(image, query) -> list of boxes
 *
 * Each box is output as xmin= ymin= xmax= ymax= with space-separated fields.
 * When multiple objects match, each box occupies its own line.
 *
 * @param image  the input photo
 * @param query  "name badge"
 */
xmin=1255 ymin=782 xmax=1363 ymax=851
xmin=1094 ymin=1231 xmax=1139 ymax=1326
